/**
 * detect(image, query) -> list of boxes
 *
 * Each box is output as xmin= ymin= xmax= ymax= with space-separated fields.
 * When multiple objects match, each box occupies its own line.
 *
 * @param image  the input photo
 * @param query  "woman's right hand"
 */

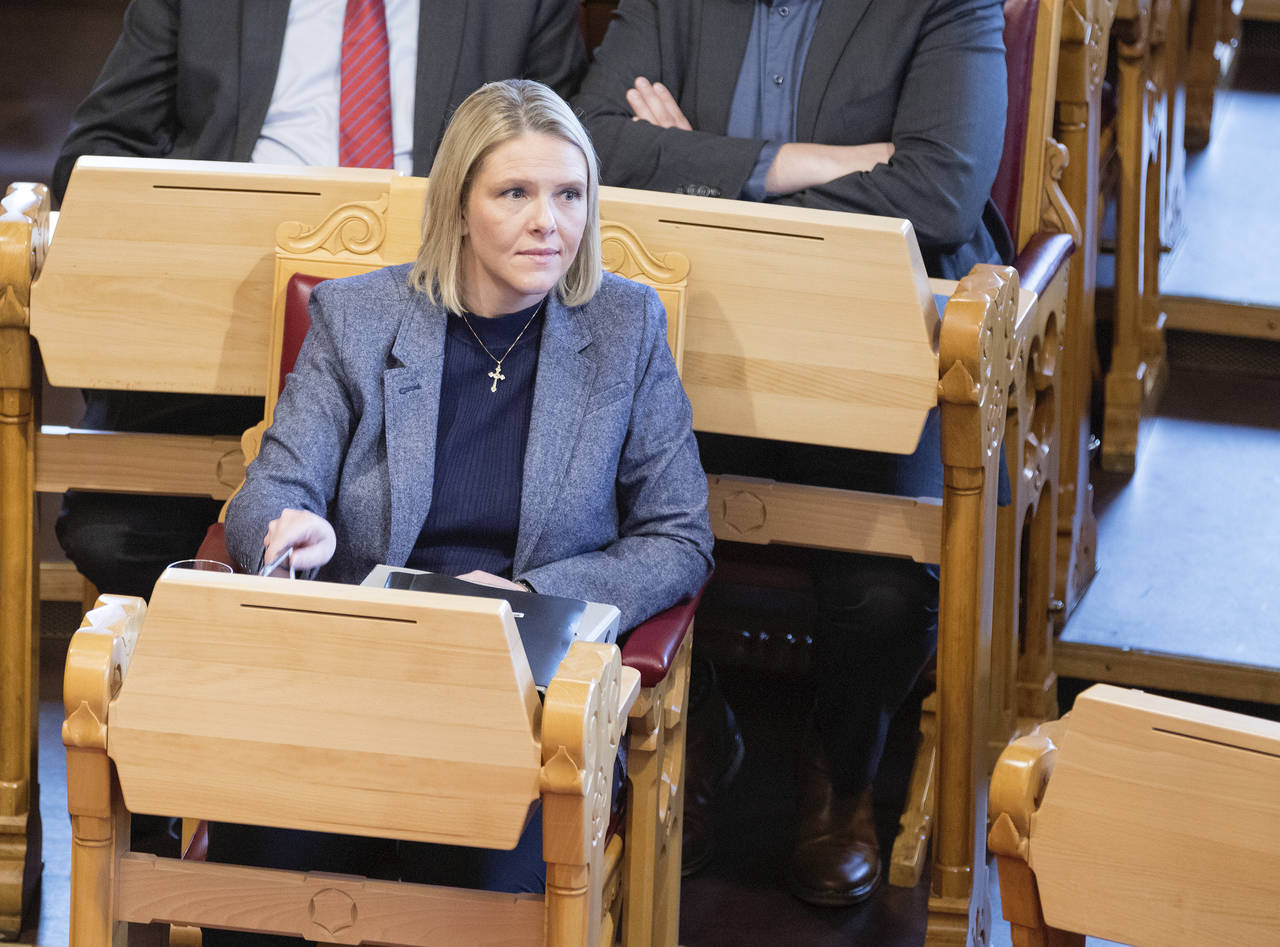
xmin=263 ymin=509 xmax=336 ymax=573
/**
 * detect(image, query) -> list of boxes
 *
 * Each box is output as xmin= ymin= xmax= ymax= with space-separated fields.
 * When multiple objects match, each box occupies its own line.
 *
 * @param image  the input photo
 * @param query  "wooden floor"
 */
xmin=8 ymin=9 xmax=1280 ymax=947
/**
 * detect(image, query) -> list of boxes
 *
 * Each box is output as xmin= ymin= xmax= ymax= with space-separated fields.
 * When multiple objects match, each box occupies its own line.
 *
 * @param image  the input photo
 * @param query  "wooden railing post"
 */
xmin=1053 ymin=0 xmax=1115 ymax=619
xmin=927 ymin=266 xmax=1018 ymax=946
xmin=1103 ymin=0 xmax=1169 ymax=473
xmin=0 ymin=181 xmax=49 ymax=937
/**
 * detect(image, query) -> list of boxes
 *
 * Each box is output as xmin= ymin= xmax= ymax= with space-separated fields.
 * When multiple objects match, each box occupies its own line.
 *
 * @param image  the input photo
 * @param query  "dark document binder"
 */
xmin=380 ymin=570 xmax=590 ymax=689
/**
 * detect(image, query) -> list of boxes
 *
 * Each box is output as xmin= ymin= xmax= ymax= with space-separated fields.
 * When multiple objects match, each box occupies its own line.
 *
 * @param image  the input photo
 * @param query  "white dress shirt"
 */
xmin=252 ymin=0 xmax=419 ymax=174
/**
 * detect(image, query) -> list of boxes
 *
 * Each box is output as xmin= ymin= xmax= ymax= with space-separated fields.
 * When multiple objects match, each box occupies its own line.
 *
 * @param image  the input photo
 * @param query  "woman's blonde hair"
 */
xmin=409 ymin=79 xmax=602 ymax=312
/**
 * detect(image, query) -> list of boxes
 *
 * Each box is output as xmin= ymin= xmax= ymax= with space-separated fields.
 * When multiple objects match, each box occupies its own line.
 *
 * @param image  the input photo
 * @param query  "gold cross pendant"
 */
xmin=488 ymin=364 xmax=506 ymax=393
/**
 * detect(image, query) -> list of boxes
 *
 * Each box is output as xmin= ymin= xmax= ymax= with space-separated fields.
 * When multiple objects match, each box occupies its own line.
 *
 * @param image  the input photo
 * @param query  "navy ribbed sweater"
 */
xmin=406 ymin=298 xmax=544 ymax=578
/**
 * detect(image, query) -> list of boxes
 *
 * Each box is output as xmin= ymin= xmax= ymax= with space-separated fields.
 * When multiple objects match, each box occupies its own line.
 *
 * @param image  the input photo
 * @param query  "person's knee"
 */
xmin=815 ymin=555 xmax=937 ymax=639
xmin=57 ymin=491 xmax=222 ymax=598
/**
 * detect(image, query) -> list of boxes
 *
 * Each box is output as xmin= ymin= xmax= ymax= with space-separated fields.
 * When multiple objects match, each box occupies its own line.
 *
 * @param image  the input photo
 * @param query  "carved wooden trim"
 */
xmin=0 ymin=183 xmax=50 ymax=329
xmin=115 ymin=853 xmax=546 ymax=946
xmin=600 ymin=222 xmax=690 ymax=284
xmin=1041 ymin=139 xmax=1084 ymax=246
xmin=623 ymin=632 xmax=691 ymax=946
xmin=276 ymin=194 xmax=389 ymax=256
xmin=601 ymin=221 xmax=690 ymax=371
xmin=937 ymin=265 xmax=1019 ymax=469
xmin=541 ymin=641 xmax=622 ymax=946
xmin=63 ymin=596 xmax=146 ymax=818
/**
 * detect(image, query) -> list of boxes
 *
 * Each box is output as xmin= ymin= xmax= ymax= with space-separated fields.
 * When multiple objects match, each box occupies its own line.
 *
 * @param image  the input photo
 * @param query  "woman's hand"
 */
xmin=456 ymin=570 xmax=527 ymax=592
xmin=263 ymin=509 xmax=336 ymax=573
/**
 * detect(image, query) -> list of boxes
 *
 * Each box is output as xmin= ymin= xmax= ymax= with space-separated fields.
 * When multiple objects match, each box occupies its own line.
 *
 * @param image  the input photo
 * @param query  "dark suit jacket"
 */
xmin=53 ymin=0 xmax=587 ymax=200
xmin=225 ymin=267 xmax=714 ymax=632
xmin=573 ymin=0 xmax=1008 ymax=279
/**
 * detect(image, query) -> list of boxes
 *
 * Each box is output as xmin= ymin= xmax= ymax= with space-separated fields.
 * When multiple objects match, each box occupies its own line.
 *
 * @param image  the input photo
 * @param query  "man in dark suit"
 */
xmin=54 ymin=0 xmax=585 ymax=198
xmin=51 ymin=0 xmax=586 ymax=602
xmin=575 ymin=0 xmax=1008 ymax=906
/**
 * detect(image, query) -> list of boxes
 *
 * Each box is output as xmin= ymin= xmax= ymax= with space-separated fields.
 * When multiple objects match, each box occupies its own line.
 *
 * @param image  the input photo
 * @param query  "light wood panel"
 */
xmin=108 ymin=569 xmax=543 ymax=848
xmin=1242 ymin=0 xmax=1280 ymax=18
xmin=1054 ymin=640 xmax=1280 ymax=704
xmin=1161 ymin=295 xmax=1280 ymax=339
xmin=708 ymin=475 xmax=943 ymax=563
xmin=34 ymin=160 xmax=942 ymax=454
xmin=997 ymin=685 xmax=1280 ymax=946
xmin=116 ymin=853 xmax=547 ymax=946
xmin=31 ymin=158 xmax=400 ymax=395
xmin=35 ymin=428 xmax=244 ymax=499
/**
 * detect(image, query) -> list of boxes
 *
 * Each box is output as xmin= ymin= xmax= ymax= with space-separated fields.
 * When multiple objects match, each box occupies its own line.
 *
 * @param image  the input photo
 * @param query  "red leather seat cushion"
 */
xmin=279 ymin=273 xmax=328 ymax=393
xmin=196 ymin=522 xmax=235 ymax=570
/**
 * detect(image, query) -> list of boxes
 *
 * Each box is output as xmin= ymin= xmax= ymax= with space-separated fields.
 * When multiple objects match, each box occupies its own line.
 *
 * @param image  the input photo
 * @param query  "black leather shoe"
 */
xmin=680 ymin=662 xmax=745 ymax=876
xmin=787 ymin=740 xmax=881 ymax=906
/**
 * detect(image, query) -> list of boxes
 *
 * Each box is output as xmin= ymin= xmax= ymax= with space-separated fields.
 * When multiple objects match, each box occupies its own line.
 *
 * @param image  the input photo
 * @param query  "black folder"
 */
xmin=381 ymin=570 xmax=587 ymax=689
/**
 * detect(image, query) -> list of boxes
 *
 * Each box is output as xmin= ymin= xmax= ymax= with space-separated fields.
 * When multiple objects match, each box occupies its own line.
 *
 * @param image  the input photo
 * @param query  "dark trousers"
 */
xmin=55 ymin=390 xmax=263 ymax=598
xmin=697 ymin=424 xmax=943 ymax=796
xmin=812 ymin=551 xmax=937 ymax=793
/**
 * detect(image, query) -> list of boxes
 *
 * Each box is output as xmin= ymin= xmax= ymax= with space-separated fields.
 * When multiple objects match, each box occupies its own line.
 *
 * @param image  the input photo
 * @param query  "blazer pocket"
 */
xmin=583 ymin=381 xmax=632 ymax=418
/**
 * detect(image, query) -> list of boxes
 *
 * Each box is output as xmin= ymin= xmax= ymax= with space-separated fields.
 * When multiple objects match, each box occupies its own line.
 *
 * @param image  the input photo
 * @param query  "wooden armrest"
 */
xmin=619 ymin=583 xmax=706 ymax=688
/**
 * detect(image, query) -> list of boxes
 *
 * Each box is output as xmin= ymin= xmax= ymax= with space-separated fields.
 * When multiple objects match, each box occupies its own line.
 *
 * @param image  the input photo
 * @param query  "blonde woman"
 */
xmin=213 ymin=80 xmax=712 ymax=942
xmin=228 ymin=78 xmax=712 ymax=631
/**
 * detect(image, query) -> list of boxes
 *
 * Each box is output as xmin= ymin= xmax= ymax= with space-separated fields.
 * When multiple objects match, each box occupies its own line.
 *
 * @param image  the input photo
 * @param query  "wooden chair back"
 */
xmin=989 ymin=684 xmax=1280 ymax=945
xmin=64 ymin=572 xmax=636 ymax=946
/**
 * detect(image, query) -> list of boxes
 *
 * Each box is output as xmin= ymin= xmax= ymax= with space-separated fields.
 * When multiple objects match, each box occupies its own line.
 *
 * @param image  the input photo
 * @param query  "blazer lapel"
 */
xmin=514 ymin=296 xmax=594 ymax=573
xmin=383 ymin=297 xmax=447 ymax=566
xmin=795 ymin=0 xmax=876 ymax=142
xmin=692 ymin=0 xmax=756 ymax=133
xmin=235 ymin=0 xmax=291 ymax=161
xmin=411 ymin=1 xmax=467 ymax=174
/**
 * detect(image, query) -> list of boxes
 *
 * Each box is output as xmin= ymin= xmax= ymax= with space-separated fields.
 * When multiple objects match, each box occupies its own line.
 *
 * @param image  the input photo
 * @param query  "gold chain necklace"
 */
xmin=458 ymin=298 xmax=545 ymax=393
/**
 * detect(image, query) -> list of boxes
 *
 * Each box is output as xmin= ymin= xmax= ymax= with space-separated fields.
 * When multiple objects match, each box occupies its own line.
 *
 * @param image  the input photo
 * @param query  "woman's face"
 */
xmin=460 ymin=131 xmax=589 ymax=317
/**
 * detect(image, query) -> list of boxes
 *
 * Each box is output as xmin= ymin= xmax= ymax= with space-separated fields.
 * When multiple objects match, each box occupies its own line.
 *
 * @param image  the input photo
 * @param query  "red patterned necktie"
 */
xmin=339 ymin=0 xmax=394 ymax=169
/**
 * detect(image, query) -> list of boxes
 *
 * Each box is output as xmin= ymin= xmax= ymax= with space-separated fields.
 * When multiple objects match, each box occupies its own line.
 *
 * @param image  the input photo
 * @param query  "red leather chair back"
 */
xmin=992 ymin=0 xmax=1042 ymax=249
xmin=279 ymin=273 xmax=328 ymax=394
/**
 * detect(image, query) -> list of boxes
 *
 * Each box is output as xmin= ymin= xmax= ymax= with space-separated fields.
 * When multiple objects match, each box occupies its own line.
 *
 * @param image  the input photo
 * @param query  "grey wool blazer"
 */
xmin=225 ymin=266 xmax=714 ymax=632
